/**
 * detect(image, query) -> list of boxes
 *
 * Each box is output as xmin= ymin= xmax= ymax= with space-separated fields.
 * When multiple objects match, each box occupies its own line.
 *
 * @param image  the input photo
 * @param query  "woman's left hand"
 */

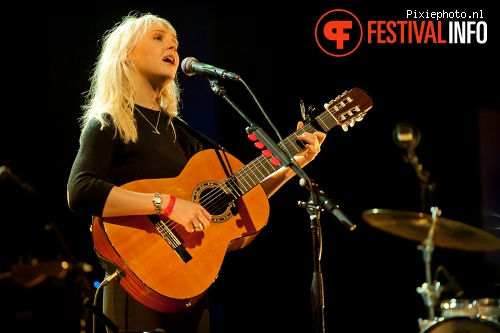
xmin=296 ymin=121 xmax=326 ymax=164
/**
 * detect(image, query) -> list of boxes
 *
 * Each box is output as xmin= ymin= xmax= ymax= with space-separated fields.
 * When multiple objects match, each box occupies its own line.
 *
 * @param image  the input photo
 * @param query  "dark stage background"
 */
xmin=1 ymin=1 xmax=499 ymax=333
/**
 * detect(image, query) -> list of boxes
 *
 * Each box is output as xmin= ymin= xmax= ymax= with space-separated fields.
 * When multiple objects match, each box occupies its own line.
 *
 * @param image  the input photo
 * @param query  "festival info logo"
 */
xmin=315 ymin=9 xmax=487 ymax=57
xmin=315 ymin=9 xmax=363 ymax=57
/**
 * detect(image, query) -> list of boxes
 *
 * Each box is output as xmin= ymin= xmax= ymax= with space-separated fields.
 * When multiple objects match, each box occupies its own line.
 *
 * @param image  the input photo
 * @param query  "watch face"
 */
xmin=153 ymin=193 xmax=162 ymax=206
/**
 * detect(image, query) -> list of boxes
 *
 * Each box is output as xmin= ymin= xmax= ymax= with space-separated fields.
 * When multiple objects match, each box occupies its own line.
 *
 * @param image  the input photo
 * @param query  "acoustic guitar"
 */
xmin=92 ymin=87 xmax=373 ymax=312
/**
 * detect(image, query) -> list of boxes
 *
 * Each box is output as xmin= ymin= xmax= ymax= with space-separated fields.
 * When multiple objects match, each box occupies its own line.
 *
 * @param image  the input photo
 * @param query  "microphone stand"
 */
xmin=393 ymin=123 xmax=435 ymax=213
xmin=403 ymin=149 xmax=435 ymax=213
xmin=300 ymin=190 xmax=325 ymax=333
xmin=206 ymin=78 xmax=355 ymax=333
xmin=83 ymin=298 xmax=165 ymax=333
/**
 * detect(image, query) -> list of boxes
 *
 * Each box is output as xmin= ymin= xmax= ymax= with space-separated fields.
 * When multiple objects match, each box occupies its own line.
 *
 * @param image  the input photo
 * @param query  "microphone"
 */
xmin=392 ymin=122 xmax=421 ymax=151
xmin=392 ymin=122 xmax=423 ymax=167
xmin=317 ymin=189 xmax=356 ymax=231
xmin=299 ymin=178 xmax=356 ymax=231
xmin=181 ymin=57 xmax=240 ymax=81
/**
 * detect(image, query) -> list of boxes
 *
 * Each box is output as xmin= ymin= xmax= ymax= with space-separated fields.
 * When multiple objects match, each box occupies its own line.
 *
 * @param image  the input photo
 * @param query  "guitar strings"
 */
xmin=197 ymin=123 xmax=319 ymax=216
xmin=194 ymin=124 xmax=316 ymax=216
xmin=156 ymin=220 xmax=182 ymax=246
xmin=159 ymin=98 xmax=355 ymax=234
xmin=198 ymin=91 xmax=362 ymax=214
xmin=161 ymin=119 xmax=325 ymax=233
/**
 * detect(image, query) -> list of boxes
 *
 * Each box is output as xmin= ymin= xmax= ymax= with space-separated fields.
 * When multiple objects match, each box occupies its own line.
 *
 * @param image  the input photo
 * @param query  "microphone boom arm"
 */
xmin=206 ymin=77 xmax=353 ymax=229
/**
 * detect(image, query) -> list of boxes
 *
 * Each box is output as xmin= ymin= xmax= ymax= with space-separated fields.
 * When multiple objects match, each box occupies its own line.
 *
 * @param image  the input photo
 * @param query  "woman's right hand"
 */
xmin=169 ymin=197 xmax=211 ymax=233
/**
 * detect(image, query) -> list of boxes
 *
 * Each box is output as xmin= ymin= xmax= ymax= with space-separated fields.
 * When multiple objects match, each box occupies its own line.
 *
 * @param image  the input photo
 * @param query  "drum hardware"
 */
xmin=440 ymin=298 xmax=478 ymax=318
xmin=415 ymin=206 xmax=442 ymax=321
xmin=476 ymin=298 xmax=500 ymax=324
xmin=361 ymin=208 xmax=500 ymax=252
xmin=418 ymin=298 xmax=500 ymax=332
xmin=433 ymin=265 xmax=463 ymax=298
xmin=373 ymin=123 xmax=500 ymax=332
xmin=420 ymin=316 xmax=500 ymax=332
xmin=362 ymin=206 xmax=500 ymax=332
xmin=418 ymin=318 xmax=438 ymax=332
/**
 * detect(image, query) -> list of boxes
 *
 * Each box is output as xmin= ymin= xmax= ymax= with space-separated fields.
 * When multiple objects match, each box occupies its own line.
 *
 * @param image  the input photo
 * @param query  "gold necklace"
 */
xmin=135 ymin=107 xmax=162 ymax=135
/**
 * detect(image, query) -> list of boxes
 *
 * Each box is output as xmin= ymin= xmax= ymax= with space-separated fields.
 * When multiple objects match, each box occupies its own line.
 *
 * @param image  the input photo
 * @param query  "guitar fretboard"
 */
xmin=218 ymin=102 xmax=339 ymax=199
xmin=217 ymin=87 xmax=371 ymax=200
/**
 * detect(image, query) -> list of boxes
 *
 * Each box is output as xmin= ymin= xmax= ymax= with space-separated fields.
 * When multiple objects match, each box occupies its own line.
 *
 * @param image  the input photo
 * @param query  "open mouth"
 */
xmin=162 ymin=56 xmax=175 ymax=64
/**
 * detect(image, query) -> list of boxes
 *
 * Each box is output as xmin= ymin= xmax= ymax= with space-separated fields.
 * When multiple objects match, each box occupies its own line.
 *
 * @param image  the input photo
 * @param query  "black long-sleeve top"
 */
xmin=67 ymin=105 xmax=203 ymax=218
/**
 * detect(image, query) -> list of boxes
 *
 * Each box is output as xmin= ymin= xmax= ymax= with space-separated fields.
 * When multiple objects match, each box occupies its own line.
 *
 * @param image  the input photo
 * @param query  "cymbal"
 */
xmin=362 ymin=208 xmax=500 ymax=252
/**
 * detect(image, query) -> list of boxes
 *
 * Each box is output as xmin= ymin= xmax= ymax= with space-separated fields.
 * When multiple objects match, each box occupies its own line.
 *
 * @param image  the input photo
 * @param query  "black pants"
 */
xmin=102 ymin=278 xmax=210 ymax=333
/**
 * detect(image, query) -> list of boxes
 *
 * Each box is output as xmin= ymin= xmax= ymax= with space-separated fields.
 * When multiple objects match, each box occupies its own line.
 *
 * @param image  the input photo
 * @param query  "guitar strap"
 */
xmin=174 ymin=116 xmax=225 ymax=151
xmin=174 ymin=116 xmax=235 ymax=177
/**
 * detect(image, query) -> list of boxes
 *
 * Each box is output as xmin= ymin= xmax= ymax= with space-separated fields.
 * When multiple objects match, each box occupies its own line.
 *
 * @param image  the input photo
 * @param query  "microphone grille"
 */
xmin=392 ymin=122 xmax=421 ymax=150
xmin=181 ymin=57 xmax=197 ymax=76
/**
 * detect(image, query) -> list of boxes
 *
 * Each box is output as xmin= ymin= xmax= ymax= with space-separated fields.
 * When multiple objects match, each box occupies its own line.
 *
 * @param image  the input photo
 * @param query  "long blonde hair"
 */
xmin=79 ymin=11 xmax=180 ymax=143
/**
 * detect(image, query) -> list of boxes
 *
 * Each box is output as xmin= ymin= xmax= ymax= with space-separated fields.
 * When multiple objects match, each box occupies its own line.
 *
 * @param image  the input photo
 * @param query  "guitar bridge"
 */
xmin=147 ymin=215 xmax=192 ymax=263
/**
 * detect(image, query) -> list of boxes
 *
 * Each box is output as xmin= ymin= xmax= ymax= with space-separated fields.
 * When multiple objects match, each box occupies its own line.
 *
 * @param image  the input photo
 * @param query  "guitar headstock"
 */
xmin=324 ymin=87 xmax=373 ymax=132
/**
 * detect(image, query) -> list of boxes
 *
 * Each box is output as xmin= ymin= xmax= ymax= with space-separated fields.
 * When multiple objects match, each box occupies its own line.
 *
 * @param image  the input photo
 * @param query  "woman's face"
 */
xmin=129 ymin=23 xmax=179 ymax=88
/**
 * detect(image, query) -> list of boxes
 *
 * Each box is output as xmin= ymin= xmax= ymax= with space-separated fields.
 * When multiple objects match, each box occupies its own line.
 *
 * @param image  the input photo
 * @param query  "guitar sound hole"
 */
xmin=199 ymin=186 xmax=234 ymax=219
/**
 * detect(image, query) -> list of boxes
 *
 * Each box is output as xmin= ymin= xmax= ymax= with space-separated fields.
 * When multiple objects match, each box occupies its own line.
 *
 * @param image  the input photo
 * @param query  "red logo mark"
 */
xmin=315 ymin=9 xmax=363 ymax=57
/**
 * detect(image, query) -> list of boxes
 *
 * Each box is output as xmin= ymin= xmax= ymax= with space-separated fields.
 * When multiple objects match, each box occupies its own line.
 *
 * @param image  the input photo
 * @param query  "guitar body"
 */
xmin=92 ymin=87 xmax=373 ymax=313
xmin=92 ymin=149 xmax=270 ymax=313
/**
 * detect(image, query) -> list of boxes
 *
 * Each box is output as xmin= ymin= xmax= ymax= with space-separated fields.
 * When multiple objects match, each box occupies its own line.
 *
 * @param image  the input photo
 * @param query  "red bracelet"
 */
xmin=161 ymin=195 xmax=176 ymax=218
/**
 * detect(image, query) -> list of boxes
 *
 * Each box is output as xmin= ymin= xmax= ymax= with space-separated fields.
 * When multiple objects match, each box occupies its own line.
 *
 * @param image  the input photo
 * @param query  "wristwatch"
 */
xmin=153 ymin=192 xmax=162 ymax=215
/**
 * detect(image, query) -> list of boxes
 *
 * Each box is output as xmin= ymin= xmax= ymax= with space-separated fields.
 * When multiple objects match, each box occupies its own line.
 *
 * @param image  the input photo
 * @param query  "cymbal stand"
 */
xmin=416 ymin=206 xmax=442 ymax=321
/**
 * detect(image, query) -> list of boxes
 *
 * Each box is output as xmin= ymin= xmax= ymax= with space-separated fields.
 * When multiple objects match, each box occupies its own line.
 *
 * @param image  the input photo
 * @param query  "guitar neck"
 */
xmin=220 ymin=87 xmax=373 ymax=199
xmin=221 ymin=107 xmax=338 ymax=198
